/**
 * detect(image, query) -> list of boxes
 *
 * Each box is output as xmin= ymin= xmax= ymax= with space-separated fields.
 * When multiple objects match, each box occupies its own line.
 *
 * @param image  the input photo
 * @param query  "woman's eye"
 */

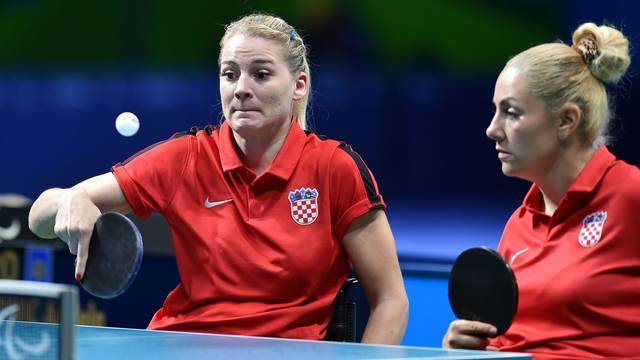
xmin=256 ymin=72 xmax=270 ymax=80
xmin=504 ymin=107 xmax=520 ymax=119
xmin=221 ymin=71 xmax=235 ymax=80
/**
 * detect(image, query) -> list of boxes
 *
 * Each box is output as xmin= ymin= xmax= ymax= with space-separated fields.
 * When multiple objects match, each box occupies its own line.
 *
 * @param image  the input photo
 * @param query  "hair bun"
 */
xmin=572 ymin=23 xmax=631 ymax=83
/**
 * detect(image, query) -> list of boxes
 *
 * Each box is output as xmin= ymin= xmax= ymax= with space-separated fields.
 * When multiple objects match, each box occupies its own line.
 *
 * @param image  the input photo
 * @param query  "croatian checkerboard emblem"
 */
xmin=288 ymin=188 xmax=319 ymax=225
xmin=578 ymin=211 xmax=607 ymax=248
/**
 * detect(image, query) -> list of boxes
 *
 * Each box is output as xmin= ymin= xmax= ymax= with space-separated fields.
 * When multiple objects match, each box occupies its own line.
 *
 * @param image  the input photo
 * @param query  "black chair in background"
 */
xmin=325 ymin=278 xmax=370 ymax=342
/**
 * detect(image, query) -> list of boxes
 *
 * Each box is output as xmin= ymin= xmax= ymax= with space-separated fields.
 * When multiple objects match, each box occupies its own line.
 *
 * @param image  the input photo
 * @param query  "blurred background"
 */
xmin=0 ymin=0 xmax=638 ymax=347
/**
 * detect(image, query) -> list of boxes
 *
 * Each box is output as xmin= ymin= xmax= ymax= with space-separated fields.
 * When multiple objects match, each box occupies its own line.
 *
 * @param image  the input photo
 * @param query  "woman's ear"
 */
xmin=293 ymin=72 xmax=308 ymax=101
xmin=557 ymin=103 xmax=582 ymax=140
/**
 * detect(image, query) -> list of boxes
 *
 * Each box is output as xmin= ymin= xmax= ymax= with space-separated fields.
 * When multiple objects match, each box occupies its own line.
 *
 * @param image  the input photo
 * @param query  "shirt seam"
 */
xmin=163 ymin=136 xmax=194 ymax=213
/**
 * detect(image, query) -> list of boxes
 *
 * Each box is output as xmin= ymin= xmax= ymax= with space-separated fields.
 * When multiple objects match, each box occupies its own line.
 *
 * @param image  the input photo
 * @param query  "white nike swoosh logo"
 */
xmin=204 ymin=198 xmax=232 ymax=208
xmin=0 ymin=218 xmax=21 ymax=241
xmin=510 ymin=247 xmax=529 ymax=265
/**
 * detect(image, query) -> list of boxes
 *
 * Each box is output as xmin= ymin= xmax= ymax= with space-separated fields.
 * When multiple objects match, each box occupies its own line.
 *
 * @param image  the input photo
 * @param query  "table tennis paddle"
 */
xmin=448 ymin=247 xmax=518 ymax=335
xmin=81 ymin=212 xmax=143 ymax=299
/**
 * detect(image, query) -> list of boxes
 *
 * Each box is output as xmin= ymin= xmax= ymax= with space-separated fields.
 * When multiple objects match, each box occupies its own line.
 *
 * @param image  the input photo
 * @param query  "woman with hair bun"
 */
xmin=442 ymin=23 xmax=639 ymax=359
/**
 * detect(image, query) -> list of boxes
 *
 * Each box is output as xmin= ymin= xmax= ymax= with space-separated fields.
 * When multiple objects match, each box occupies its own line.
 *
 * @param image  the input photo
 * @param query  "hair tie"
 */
xmin=574 ymin=37 xmax=600 ymax=65
xmin=290 ymin=30 xmax=298 ymax=42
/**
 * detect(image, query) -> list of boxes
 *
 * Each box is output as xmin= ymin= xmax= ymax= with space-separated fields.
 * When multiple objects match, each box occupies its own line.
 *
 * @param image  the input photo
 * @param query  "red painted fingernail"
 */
xmin=75 ymin=273 xmax=82 ymax=282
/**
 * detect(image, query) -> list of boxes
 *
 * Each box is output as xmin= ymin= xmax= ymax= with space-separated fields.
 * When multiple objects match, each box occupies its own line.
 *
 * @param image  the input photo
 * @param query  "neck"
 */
xmin=232 ymin=120 xmax=293 ymax=176
xmin=536 ymin=144 xmax=597 ymax=215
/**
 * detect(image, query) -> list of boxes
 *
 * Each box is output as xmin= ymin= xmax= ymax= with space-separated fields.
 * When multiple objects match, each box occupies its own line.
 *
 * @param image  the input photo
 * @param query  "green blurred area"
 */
xmin=0 ymin=0 xmax=559 ymax=70
xmin=357 ymin=0 xmax=558 ymax=68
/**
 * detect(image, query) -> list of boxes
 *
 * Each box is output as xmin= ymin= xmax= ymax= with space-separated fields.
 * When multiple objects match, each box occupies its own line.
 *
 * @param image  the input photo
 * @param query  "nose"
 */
xmin=234 ymin=73 xmax=253 ymax=101
xmin=486 ymin=113 xmax=504 ymax=142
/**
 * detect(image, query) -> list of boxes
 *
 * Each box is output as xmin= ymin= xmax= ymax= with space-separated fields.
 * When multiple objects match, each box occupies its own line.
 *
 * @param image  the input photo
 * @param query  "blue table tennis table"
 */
xmin=5 ymin=321 xmax=532 ymax=359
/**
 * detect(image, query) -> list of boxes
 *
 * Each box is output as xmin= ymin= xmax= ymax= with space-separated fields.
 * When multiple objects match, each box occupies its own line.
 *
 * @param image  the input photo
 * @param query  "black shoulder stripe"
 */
xmin=304 ymin=130 xmax=329 ymax=140
xmin=170 ymin=124 xmax=219 ymax=139
xmin=337 ymin=142 xmax=382 ymax=205
xmin=118 ymin=128 xmax=193 ymax=165
xmin=116 ymin=139 xmax=173 ymax=166
xmin=116 ymin=124 xmax=217 ymax=167
xmin=169 ymin=131 xmax=192 ymax=139
xmin=204 ymin=124 xmax=218 ymax=135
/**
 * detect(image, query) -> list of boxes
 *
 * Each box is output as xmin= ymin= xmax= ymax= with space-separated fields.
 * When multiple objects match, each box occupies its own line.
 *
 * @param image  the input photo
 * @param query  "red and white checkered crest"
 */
xmin=578 ymin=211 xmax=607 ymax=248
xmin=288 ymin=188 xmax=319 ymax=225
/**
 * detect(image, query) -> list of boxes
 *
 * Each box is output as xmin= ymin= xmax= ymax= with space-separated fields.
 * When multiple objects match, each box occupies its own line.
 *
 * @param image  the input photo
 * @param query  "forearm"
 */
xmin=361 ymin=296 xmax=409 ymax=345
xmin=29 ymin=188 xmax=70 ymax=239
xmin=29 ymin=173 xmax=130 ymax=240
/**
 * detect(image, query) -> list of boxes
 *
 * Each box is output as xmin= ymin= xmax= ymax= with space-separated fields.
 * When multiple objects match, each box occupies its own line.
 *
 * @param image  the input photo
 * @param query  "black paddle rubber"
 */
xmin=448 ymin=247 xmax=518 ymax=335
xmin=81 ymin=212 xmax=143 ymax=299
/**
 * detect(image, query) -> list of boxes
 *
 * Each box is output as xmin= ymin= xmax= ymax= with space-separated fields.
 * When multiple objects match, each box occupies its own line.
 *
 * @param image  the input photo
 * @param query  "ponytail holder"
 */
xmin=290 ymin=30 xmax=298 ymax=41
xmin=574 ymin=37 xmax=600 ymax=65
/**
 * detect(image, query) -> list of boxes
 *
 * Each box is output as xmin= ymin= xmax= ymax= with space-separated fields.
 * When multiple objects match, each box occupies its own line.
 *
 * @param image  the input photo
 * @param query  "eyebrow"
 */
xmin=496 ymin=97 xmax=517 ymax=107
xmin=220 ymin=59 xmax=276 ymax=66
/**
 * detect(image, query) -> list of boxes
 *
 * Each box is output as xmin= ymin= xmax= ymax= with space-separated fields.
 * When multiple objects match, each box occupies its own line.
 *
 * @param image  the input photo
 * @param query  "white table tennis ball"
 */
xmin=115 ymin=112 xmax=140 ymax=137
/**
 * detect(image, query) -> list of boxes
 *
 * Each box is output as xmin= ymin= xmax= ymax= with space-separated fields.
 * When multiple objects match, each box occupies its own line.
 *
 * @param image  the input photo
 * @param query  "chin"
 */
xmin=501 ymin=163 xmax=519 ymax=178
xmin=501 ymin=164 xmax=534 ymax=183
xmin=228 ymin=116 xmax=261 ymax=131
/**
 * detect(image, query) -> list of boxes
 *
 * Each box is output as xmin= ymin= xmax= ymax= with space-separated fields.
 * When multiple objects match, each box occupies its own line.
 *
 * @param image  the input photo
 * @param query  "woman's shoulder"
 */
xmin=170 ymin=125 xmax=219 ymax=143
xmin=117 ymin=128 xmax=198 ymax=167
xmin=606 ymin=158 xmax=640 ymax=206
xmin=303 ymin=131 xmax=368 ymax=157
xmin=609 ymin=157 xmax=640 ymax=186
xmin=305 ymin=132 xmax=371 ymax=168
xmin=302 ymin=130 xmax=341 ymax=149
xmin=164 ymin=124 xmax=222 ymax=155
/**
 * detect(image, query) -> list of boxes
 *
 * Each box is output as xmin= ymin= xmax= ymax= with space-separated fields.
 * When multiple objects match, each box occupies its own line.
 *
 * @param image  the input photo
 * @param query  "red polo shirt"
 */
xmin=491 ymin=147 xmax=640 ymax=359
xmin=111 ymin=121 xmax=385 ymax=339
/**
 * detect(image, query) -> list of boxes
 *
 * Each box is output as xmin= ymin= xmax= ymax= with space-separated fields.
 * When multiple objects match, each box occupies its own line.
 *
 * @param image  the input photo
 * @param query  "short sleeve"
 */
xmin=330 ymin=143 xmax=386 ymax=240
xmin=111 ymin=135 xmax=192 ymax=219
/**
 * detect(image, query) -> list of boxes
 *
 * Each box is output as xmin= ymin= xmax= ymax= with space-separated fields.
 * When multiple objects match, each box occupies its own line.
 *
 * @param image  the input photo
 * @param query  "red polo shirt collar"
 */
xmin=218 ymin=120 xmax=307 ymax=181
xmin=521 ymin=146 xmax=615 ymax=216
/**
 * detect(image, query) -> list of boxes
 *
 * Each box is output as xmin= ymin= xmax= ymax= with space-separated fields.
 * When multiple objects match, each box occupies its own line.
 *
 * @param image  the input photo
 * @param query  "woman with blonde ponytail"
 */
xmin=442 ymin=23 xmax=639 ymax=359
xmin=29 ymin=13 xmax=408 ymax=344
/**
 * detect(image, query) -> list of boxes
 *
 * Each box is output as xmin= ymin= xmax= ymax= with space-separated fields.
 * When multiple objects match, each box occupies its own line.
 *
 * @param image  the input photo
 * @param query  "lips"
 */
xmin=495 ymin=146 xmax=512 ymax=160
xmin=232 ymin=106 xmax=259 ymax=113
xmin=496 ymin=146 xmax=510 ymax=155
xmin=497 ymin=149 xmax=512 ymax=161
